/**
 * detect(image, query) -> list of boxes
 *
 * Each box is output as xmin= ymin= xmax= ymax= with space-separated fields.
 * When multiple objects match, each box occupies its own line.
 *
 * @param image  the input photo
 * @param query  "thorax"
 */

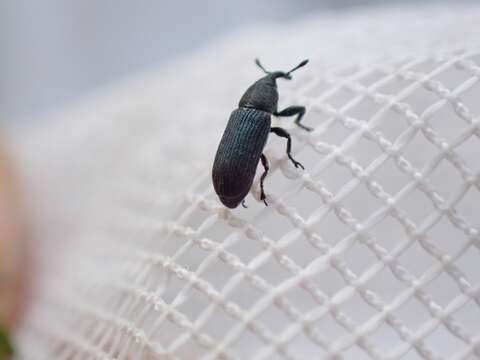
xmin=238 ymin=76 xmax=278 ymax=113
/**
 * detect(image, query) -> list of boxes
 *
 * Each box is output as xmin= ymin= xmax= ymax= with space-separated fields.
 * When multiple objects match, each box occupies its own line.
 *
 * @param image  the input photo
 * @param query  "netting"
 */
xmin=9 ymin=4 xmax=480 ymax=359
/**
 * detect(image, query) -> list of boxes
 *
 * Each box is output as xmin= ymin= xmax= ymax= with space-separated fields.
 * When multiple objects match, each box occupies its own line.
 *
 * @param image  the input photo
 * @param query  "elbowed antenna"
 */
xmin=255 ymin=58 xmax=270 ymax=74
xmin=287 ymin=59 xmax=309 ymax=76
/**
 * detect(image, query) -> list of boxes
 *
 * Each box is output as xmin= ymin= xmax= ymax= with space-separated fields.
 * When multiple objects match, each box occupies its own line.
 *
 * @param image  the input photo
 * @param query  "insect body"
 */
xmin=212 ymin=59 xmax=312 ymax=208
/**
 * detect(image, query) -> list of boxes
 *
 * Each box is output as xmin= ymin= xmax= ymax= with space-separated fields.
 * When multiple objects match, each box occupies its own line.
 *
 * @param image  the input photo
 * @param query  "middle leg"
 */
xmin=270 ymin=127 xmax=305 ymax=170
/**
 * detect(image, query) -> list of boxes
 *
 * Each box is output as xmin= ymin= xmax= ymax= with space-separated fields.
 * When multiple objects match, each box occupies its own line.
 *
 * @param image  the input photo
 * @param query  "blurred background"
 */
xmin=0 ymin=0 xmax=472 ymax=124
xmin=1 ymin=1 xmax=479 ymax=357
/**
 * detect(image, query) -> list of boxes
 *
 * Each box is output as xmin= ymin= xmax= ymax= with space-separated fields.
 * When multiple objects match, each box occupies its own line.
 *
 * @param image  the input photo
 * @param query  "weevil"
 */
xmin=212 ymin=58 xmax=312 ymax=208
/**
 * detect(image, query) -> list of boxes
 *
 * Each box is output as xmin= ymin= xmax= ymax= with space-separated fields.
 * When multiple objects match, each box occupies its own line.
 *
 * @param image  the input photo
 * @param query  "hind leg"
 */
xmin=260 ymin=154 xmax=269 ymax=206
xmin=274 ymin=105 xmax=312 ymax=132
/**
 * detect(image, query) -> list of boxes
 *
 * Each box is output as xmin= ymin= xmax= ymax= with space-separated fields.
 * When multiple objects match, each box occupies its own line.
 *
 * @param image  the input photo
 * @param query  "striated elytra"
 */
xmin=212 ymin=59 xmax=312 ymax=209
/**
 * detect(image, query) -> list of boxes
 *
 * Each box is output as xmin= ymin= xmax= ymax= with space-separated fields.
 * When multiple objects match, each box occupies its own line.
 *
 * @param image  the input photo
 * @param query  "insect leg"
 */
xmin=274 ymin=105 xmax=312 ymax=132
xmin=260 ymin=154 xmax=269 ymax=206
xmin=270 ymin=127 xmax=305 ymax=170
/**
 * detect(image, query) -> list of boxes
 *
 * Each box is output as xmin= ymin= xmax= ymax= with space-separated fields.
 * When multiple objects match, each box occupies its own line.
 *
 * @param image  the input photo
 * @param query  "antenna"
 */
xmin=255 ymin=58 xmax=270 ymax=74
xmin=287 ymin=59 xmax=309 ymax=76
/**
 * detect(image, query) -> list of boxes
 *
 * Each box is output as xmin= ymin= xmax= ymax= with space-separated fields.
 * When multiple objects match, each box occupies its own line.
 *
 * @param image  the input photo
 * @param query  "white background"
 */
xmin=0 ymin=0 xmax=467 ymax=122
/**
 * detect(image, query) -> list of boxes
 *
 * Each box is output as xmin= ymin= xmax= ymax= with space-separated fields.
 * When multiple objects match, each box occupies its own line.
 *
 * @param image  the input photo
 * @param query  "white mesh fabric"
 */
xmin=10 ymin=4 xmax=480 ymax=359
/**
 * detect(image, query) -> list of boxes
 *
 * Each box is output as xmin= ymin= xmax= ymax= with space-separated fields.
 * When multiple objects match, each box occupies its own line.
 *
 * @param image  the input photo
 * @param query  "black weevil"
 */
xmin=212 ymin=58 xmax=312 ymax=208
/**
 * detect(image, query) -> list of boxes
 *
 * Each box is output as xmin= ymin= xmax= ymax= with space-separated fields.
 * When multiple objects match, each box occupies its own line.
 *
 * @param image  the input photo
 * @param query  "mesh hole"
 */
xmin=202 ymin=219 xmax=236 ymax=247
xmin=342 ymin=242 xmax=379 ymax=277
xmin=227 ymin=277 xmax=266 ymax=310
xmin=365 ymin=265 xmax=409 ymax=303
xmin=345 ymin=96 xmax=383 ymax=122
xmin=226 ymin=232 xmax=265 ymax=266
xmin=311 ymin=267 xmax=346 ymax=298
xmin=378 ymin=73 xmax=413 ymax=97
xmin=341 ymin=182 xmax=385 ymax=222
xmin=162 ymin=272 xmax=190 ymax=304
xmin=395 ymin=187 xmax=436 ymax=226
xmin=397 ymin=241 xmax=437 ymax=278
xmin=325 ymin=86 xmax=356 ymax=109
xmin=423 ymin=324 xmax=466 ymax=358
xmin=372 ymin=157 xmax=411 ymax=196
xmin=282 ymin=234 xmax=324 ymax=268
xmin=232 ymin=326 xmax=268 ymax=359
xmin=395 ymin=297 xmax=432 ymax=333
xmin=344 ymin=135 xmax=384 ymax=169
xmin=310 ymin=210 xmax=353 ymax=246
xmin=453 ymin=300 xmax=480 ymax=335
xmin=341 ymin=292 xmax=378 ymax=324
xmin=427 ymin=103 xmax=469 ymax=143
xmin=433 ymin=62 xmax=474 ymax=91
xmin=369 ymin=215 xmax=409 ymax=253
xmin=285 ymin=184 xmax=323 ymax=220
xmin=176 ymin=286 xmax=213 ymax=324
xmin=367 ymin=320 xmax=405 ymax=355
xmin=302 ymin=78 xmax=334 ymax=98
xmin=314 ymin=311 xmax=351 ymax=342
xmin=285 ymin=285 xmax=319 ymax=314
xmin=455 ymin=134 xmax=480 ymax=174
xmin=200 ymin=306 xmax=244 ymax=343
xmin=161 ymin=231 xmax=191 ymax=258
xmin=427 ymin=216 xmax=468 ymax=255
xmin=457 ymin=80 xmax=480 ymax=116
xmin=403 ymin=85 xmax=443 ymax=115
xmin=257 ymin=303 xmax=292 ymax=335
xmin=262 ymin=210 xmax=296 ymax=243
xmin=427 ymin=158 xmax=464 ymax=202
xmin=151 ymin=318 xmax=187 ymax=349
xmin=200 ymin=256 xmax=238 ymax=291
xmin=374 ymin=107 xmax=410 ymax=143
xmin=316 ymin=161 xmax=352 ymax=196
xmin=316 ymin=118 xmax=354 ymax=147
xmin=454 ymin=249 xmax=480 ymax=287
xmin=401 ymin=130 xmax=439 ymax=170
xmin=456 ymin=186 xmax=480 ymax=226
xmin=175 ymin=242 xmax=212 ymax=274
xmin=422 ymin=272 xmax=461 ymax=308
xmin=255 ymin=254 xmax=295 ymax=287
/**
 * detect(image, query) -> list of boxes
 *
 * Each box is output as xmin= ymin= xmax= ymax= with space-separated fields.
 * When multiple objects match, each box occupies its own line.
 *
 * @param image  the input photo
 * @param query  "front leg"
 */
xmin=270 ymin=127 xmax=305 ymax=170
xmin=274 ymin=105 xmax=313 ymax=132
